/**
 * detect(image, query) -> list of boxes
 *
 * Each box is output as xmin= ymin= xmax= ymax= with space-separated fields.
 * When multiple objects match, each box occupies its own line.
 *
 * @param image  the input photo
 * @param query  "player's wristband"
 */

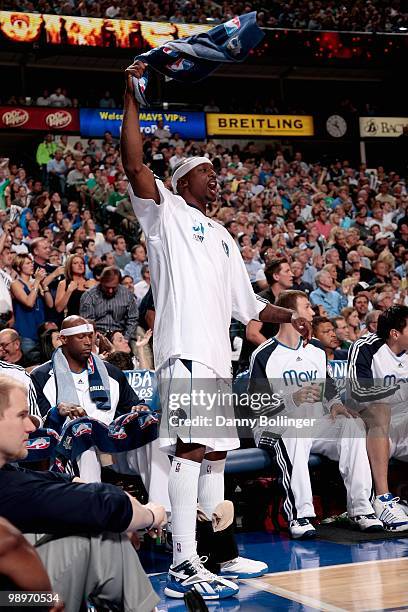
xmin=146 ymin=508 xmax=155 ymax=530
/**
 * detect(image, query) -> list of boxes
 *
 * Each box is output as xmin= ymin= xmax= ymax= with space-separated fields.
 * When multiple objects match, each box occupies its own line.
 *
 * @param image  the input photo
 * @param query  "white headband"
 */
xmin=60 ymin=324 xmax=94 ymax=336
xmin=171 ymin=157 xmax=213 ymax=194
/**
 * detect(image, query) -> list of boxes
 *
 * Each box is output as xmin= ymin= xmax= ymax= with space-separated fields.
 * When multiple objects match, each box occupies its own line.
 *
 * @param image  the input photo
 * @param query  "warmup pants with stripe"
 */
xmin=389 ymin=413 xmax=408 ymax=462
xmin=25 ymin=532 xmax=159 ymax=612
xmin=274 ymin=415 xmax=374 ymax=521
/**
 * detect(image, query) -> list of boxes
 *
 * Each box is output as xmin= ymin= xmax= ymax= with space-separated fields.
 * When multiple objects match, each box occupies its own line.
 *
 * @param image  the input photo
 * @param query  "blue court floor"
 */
xmin=142 ymin=532 xmax=408 ymax=611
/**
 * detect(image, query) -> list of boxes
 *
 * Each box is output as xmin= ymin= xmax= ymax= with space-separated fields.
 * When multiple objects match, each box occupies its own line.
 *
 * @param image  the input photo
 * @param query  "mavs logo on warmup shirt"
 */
xmin=283 ymin=369 xmax=318 ymax=387
xmin=192 ymin=222 xmax=205 ymax=242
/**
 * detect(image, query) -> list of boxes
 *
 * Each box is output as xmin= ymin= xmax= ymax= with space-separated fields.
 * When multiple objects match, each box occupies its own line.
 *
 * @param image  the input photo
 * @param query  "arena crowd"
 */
xmin=1 ymin=122 xmax=408 ymax=607
xmin=1 ymin=129 xmax=408 ymax=371
xmin=1 ymin=0 xmax=406 ymax=32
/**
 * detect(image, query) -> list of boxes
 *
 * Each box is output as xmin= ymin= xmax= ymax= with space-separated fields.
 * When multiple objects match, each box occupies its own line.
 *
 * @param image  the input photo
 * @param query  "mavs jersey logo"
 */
xmin=283 ymin=369 xmax=318 ymax=387
xmin=222 ymin=240 xmax=230 ymax=257
xmin=192 ymin=222 xmax=205 ymax=242
xmin=167 ymin=58 xmax=194 ymax=72
xmin=224 ymin=16 xmax=240 ymax=35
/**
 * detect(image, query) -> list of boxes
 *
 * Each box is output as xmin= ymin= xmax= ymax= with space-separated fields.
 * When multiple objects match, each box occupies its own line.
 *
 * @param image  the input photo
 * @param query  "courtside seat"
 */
xmin=225 ymin=447 xmax=325 ymax=475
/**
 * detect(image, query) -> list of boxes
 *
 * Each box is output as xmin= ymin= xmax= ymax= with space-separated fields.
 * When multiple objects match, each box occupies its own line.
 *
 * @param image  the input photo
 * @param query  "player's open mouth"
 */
xmin=208 ymin=181 xmax=217 ymax=190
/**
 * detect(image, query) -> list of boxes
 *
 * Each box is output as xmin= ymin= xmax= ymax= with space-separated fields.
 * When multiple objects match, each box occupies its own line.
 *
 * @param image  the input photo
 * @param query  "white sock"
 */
xmin=168 ymin=456 xmax=201 ymax=566
xmin=198 ymin=458 xmax=226 ymax=519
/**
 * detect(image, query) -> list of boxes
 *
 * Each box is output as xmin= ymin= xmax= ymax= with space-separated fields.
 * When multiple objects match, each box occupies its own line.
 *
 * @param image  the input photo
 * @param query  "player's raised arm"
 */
xmin=121 ymin=61 xmax=160 ymax=203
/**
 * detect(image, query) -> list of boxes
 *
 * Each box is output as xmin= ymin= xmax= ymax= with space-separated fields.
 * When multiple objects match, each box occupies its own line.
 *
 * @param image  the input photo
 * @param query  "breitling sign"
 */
xmin=359 ymin=117 xmax=408 ymax=138
xmin=206 ymin=114 xmax=314 ymax=137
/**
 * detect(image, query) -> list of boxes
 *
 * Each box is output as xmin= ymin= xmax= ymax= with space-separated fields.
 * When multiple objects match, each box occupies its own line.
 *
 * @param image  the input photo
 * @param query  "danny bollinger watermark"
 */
xmin=157 ymin=376 xmax=323 ymax=437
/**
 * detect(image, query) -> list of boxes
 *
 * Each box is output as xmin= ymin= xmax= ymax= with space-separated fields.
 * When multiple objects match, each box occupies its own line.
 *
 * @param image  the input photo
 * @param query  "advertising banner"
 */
xmin=80 ymin=108 xmax=206 ymax=140
xmin=359 ymin=117 xmax=408 ymax=138
xmin=125 ymin=369 xmax=159 ymax=411
xmin=206 ymin=113 xmax=314 ymax=137
xmin=0 ymin=11 xmax=209 ymax=48
xmin=0 ymin=106 xmax=80 ymax=131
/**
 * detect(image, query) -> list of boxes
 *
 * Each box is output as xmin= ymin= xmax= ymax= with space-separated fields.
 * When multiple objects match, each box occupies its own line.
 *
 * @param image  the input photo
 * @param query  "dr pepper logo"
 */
xmin=1 ymin=108 xmax=29 ymax=127
xmin=45 ymin=110 xmax=72 ymax=129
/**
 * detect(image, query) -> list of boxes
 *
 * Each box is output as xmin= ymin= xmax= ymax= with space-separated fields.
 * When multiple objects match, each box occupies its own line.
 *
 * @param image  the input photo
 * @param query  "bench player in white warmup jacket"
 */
xmin=249 ymin=290 xmax=382 ymax=538
xmin=348 ymin=305 xmax=408 ymax=531
xmin=121 ymin=60 xmax=312 ymax=600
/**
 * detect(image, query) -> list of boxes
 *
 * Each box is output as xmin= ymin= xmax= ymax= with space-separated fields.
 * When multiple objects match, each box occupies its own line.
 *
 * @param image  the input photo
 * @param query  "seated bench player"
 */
xmin=31 ymin=315 xmax=148 ymax=482
xmin=0 ymin=374 xmax=165 ymax=612
xmin=249 ymin=290 xmax=383 ymax=538
xmin=348 ymin=304 xmax=408 ymax=531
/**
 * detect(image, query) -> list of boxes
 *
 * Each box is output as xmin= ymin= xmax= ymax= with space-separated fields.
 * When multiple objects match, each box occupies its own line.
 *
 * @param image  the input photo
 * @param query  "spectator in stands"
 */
xmin=310 ymin=270 xmax=343 ymax=317
xmin=241 ymin=246 xmax=262 ymax=284
xmin=55 ymin=254 xmax=97 ymax=316
xmin=374 ymin=291 xmax=394 ymax=312
xmin=134 ymin=264 xmax=151 ymax=305
xmin=347 ymin=251 xmax=375 ymax=283
xmin=47 ymin=150 xmax=67 ymax=195
xmin=0 ymin=374 xmax=164 ymax=611
xmin=341 ymin=306 xmax=362 ymax=342
xmin=36 ymin=135 xmax=58 ymax=184
xmin=313 ymin=208 xmax=332 ymax=240
xmin=99 ymin=90 xmax=116 ymax=108
xmin=365 ymin=309 xmax=381 ymax=334
xmin=36 ymin=89 xmax=50 ymax=106
xmin=238 ymin=258 xmax=294 ymax=372
xmin=48 ymin=87 xmax=70 ymax=107
xmin=353 ymin=292 xmax=370 ymax=327
xmin=0 ymin=328 xmax=39 ymax=368
xmin=79 ymin=266 xmax=138 ymax=341
xmin=154 ymin=120 xmax=170 ymax=143
xmin=290 ymin=260 xmax=312 ymax=295
xmin=112 ymin=235 xmax=131 ymax=270
xmin=331 ymin=315 xmax=352 ymax=349
xmin=124 ymin=244 xmax=147 ymax=284
xmin=39 ymin=328 xmax=62 ymax=362
xmin=10 ymin=254 xmax=53 ymax=355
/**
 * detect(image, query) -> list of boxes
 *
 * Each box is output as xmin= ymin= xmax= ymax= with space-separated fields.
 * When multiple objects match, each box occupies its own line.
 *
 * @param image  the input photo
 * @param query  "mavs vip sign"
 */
xmin=80 ymin=108 xmax=206 ymax=140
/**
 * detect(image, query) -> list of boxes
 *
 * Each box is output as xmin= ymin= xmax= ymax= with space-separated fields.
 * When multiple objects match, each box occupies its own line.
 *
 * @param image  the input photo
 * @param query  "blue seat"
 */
xmin=225 ymin=447 xmax=324 ymax=475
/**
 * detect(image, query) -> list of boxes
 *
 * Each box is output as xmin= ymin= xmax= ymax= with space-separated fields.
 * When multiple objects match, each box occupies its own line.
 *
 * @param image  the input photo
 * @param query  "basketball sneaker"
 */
xmin=349 ymin=514 xmax=384 ymax=532
xmin=164 ymin=554 xmax=239 ymax=600
xmin=373 ymin=494 xmax=408 ymax=531
xmin=219 ymin=556 xmax=268 ymax=578
xmin=289 ymin=518 xmax=316 ymax=539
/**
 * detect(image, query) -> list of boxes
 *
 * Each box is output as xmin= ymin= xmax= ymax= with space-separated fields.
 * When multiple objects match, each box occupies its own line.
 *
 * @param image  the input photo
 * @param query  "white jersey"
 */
xmin=248 ymin=338 xmax=340 ymax=443
xmin=129 ymin=179 xmax=267 ymax=377
xmin=0 ymin=360 xmax=41 ymax=424
xmin=348 ymin=333 xmax=408 ymax=413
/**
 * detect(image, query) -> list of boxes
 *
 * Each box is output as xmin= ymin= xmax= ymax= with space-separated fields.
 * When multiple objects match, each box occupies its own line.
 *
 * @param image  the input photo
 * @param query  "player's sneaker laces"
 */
xmin=164 ymin=554 xmax=239 ymax=600
xmin=219 ymin=556 xmax=268 ymax=579
xmin=349 ymin=514 xmax=384 ymax=532
xmin=289 ymin=518 xmax=316 ymax=539
xmin=373 ymin=494 xmax=408 ymax=532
